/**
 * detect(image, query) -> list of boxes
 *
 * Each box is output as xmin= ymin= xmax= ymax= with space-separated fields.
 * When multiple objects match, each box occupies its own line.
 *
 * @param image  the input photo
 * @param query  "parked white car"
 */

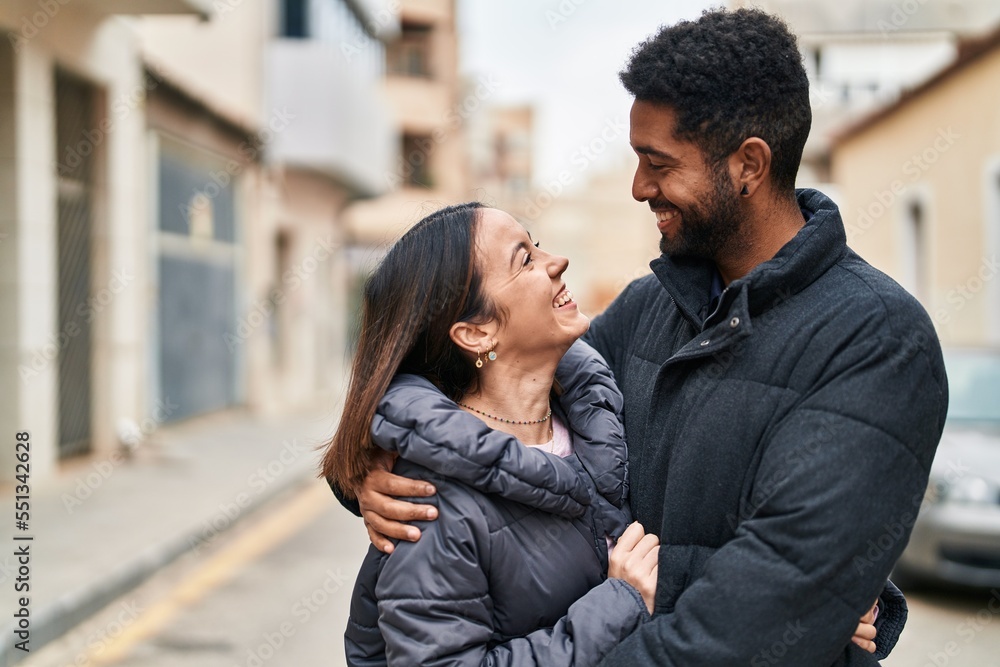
xmin=895 ymin=348 xmax=1000 ymax=588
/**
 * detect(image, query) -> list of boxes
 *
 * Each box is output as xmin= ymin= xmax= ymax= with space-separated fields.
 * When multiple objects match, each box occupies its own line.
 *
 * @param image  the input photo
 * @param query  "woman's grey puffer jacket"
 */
xmin=345 ymin=342 xmax=649 ymax=666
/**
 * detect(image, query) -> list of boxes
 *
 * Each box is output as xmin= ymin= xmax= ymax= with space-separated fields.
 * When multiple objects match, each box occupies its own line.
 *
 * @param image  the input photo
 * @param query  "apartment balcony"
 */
xmin=398 ymin=0 xmax=453 ymax=24
xmin=385 ymin=75 xmax=453 ymax=132
xmin=266 ymin=39 xmax=397 ymax=198
xmin=78 ymin=0 xmax=212 ymax=18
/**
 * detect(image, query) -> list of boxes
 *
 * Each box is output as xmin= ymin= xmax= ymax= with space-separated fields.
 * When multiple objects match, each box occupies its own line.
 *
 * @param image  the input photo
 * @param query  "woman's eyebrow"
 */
xmin=509 ymin=240 xmax=530 ymax=269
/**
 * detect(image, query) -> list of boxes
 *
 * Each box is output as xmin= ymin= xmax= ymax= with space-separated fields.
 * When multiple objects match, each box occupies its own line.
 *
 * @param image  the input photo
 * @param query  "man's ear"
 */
xmin=449 ymin=320 xmax=496 ymax=356
xmin=729 ymin=136 xmax=771 ymax=198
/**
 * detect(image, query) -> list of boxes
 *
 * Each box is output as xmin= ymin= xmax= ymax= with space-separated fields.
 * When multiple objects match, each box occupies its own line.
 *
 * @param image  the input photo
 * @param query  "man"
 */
xmin=342 ymin=8 xmax=947 ymax=665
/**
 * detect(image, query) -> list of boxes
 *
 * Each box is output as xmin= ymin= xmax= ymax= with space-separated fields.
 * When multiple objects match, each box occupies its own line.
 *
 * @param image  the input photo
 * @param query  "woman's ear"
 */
xmin=449 ymin=321 xmax=495 ymax=356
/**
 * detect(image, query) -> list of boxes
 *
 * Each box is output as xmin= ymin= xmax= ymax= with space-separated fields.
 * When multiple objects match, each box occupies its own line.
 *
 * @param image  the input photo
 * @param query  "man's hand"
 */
xmin=358 ymin=450 xmax=438 ymax=553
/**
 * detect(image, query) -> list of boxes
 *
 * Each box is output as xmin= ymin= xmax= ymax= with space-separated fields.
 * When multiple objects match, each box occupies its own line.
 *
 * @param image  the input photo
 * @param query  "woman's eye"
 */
xmin=523 ymin=252 xmax=533 ymax=266
xmin=533 ymin=241 xmax=540 ymax=248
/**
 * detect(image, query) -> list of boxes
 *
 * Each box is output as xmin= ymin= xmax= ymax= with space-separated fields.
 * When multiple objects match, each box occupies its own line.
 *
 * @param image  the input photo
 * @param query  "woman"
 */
xmin=324 ymin=203 xmax=890 ymax=666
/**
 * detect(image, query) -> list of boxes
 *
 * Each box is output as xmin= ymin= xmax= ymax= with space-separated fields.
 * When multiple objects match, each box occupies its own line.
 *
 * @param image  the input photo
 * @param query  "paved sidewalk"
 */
xmin=0 ymin=401 xmax=343 ymax=666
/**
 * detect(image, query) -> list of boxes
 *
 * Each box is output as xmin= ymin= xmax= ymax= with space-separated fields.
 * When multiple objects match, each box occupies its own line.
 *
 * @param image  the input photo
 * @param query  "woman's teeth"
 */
xmin=553 ymin=291 xmax=574 ymax=308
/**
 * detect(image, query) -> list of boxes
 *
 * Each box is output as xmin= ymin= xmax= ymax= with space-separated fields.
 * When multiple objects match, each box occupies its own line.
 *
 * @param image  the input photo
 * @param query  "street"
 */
xmin=22 ymin=480 xmax=1000 ymax=667
xmin=883 ymin=585 xmax=1000 ymax=667
xmin=22 ymin=480 xmax=369 ymax=667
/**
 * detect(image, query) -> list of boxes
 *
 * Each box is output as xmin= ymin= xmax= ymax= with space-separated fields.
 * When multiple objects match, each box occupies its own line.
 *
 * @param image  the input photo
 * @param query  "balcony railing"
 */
xmin=266 ymin=39 xmax=396 ymax=198
xmin=77 ymin=0 xmax=212 ymax=18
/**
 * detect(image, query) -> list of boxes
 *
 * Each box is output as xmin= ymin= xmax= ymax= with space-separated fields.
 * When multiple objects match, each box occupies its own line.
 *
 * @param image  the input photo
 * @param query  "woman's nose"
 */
xmin=548 ymin=253 xmax=569 ymax=277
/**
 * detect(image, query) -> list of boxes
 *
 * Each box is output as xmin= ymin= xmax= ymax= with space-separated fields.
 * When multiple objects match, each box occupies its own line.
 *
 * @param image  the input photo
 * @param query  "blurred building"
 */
xmin=0 ymin=0 xmax=397 ymax=482
xmin=467 ymin=104 xmax=534 ymax=216
xmin=831 ymin=26 xmax=1000 ymax=348
xmin=731 ymin=0 xmax=1000 ymax=188
xmin=342 ymin=0 xmax=470 ymax=303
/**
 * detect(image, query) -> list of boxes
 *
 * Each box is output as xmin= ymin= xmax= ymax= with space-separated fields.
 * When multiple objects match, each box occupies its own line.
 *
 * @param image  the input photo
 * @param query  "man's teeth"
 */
xmin=553 ymin=291 xmax=574 ymax=308
xmin=655 ymin=209 xmax=679 ymax=222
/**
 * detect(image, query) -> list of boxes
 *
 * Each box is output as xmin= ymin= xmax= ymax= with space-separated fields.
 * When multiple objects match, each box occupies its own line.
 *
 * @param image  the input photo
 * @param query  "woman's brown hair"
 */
xmin=321 ymin=202 xmax=500 ymax=496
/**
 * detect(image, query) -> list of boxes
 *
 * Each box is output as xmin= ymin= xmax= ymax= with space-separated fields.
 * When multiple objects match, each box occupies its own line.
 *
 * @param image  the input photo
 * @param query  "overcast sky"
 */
xmin=456 ymin=0 xmax=715 ymax=187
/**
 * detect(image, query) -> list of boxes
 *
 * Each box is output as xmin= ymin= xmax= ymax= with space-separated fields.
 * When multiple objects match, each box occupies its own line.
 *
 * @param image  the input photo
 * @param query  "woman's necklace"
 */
xmin=456 ymin=402 xmax=552 ymax=425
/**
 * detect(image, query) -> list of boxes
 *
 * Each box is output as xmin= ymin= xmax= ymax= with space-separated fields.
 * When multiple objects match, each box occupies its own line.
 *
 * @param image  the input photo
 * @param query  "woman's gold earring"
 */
xmin=475 ymin=350 xmax=484 ymax=368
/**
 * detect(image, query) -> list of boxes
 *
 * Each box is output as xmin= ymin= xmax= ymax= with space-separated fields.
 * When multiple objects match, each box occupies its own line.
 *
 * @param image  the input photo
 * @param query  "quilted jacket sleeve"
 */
xmin=374 ymin=480 xmax=650 ymax=667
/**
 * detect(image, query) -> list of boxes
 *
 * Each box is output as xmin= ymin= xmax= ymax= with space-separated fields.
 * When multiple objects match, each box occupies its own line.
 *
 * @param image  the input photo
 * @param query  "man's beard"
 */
xmin=658 ymin=166 xmax=745 ymax=261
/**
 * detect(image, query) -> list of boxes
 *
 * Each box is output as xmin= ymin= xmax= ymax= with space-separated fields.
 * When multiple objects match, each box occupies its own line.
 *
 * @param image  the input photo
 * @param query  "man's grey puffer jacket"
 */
xmin=345 ymin=342 xmax=649 ymax=666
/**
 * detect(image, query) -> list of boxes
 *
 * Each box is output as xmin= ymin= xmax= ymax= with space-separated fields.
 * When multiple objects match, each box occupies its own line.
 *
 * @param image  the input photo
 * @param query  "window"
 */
xmin=387 ymin=23 xmax=433 ymax=78
xmin=282 ymin=0 xmax=309 ymax=38
xmin=283 ymin=0 xmax=385 ymax=80
xmin=272 ymin=230 xmax=291 ymax=367
xmin=402 ymin=134 xmax=433 ymax=188
xmin=508 ymin=176 xmax=529 ymax=194
xmin=902 ymin=198 xmax=928 ymax=302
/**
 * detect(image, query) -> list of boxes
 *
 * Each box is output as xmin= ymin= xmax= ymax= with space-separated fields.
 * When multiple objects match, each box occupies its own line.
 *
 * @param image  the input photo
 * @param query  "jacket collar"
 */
xmin=370 ymin=370 xmax=628 ymax=520
xmin=650 ymin=188 xmax=848 ymax=326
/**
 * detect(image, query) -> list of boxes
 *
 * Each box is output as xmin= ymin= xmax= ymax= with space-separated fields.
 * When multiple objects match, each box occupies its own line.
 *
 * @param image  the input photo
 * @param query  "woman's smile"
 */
xmin=553 ymin=287 xmax=575 ymax=309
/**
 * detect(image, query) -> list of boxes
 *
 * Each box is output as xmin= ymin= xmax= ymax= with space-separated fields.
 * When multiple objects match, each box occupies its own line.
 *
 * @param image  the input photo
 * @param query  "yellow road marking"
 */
xmin=88 ymin=481 xmax=332 ymax=665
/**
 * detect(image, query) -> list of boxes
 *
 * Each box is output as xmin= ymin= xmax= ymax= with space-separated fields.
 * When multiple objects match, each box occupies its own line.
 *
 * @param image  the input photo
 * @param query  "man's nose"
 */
xmin=632 ymin=166 xmax=657 ymax=202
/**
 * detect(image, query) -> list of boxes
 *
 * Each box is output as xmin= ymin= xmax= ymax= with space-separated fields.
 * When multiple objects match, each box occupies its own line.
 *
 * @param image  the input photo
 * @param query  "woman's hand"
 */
xmin=356 ymin=450 xmax=438 ymax=554
xmin=608 ymin=522 xmax=659 ymax=615
xmin=851 ymin=601 xmax=879 ymax=654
